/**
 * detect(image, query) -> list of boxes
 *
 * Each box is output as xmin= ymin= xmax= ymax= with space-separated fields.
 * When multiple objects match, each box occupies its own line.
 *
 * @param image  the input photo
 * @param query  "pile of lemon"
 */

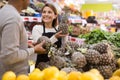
xmin=2 ymin=66 xmax=104 ymax=80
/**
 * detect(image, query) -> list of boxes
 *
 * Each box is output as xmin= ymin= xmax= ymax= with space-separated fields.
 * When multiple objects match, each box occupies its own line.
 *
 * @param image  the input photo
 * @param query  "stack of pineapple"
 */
xmin=85 ymin=42 xmax=118 ymax=79
xmin=37 ymin=41 xmax=87 ymax=73
xmin=36 ymin=40 xmax=118 ymax=79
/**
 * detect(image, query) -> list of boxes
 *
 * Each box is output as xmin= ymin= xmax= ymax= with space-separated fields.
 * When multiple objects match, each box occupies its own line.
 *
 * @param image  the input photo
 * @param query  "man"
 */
xmin=0 ymin=0 xmax=4 ymax=8
xmin=0 ymin=0 xmax=46 ymax=78
xmin=70 ymin=24 xmax=81 ymax=37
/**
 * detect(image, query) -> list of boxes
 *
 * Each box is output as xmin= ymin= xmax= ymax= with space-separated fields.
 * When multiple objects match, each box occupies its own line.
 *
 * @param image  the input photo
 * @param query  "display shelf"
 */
xmin=21 ymin=16 xmax=82 ymax=23
xmin=21 ymin=16 xmax=42 ymax=22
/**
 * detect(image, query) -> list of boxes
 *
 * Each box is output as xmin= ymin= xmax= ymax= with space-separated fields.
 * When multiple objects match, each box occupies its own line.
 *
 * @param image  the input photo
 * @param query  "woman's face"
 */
xmin=42 ymin=6 xmax=57 ymax=24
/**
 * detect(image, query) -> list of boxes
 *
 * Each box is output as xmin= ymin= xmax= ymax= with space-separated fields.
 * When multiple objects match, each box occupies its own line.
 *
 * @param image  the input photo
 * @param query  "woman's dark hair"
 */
xmin=41 ymin=3 xmax=58 ymax=27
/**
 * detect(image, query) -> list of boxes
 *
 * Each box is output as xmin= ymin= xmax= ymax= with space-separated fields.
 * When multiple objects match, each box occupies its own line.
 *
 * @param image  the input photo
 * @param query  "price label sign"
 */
xmin=65 ymin=36 xmax=85 ymax=45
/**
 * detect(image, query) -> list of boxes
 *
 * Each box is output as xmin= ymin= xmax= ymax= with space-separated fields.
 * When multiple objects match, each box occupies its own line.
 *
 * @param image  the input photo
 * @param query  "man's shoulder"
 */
xmin=1 ymin=6 xmax=22 ymax=24
xmin=1 ymin=4 xmax=19 ymax=17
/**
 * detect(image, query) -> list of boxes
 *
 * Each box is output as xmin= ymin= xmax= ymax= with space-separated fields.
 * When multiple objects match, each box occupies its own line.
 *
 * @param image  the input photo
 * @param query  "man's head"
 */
xmin=8 ymin=0 xmax=30 ymax=10
xmin=71 ymin=24 xmax=81 ymax=37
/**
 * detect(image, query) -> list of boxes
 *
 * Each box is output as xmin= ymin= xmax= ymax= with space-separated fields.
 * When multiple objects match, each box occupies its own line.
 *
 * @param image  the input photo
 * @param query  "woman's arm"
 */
xmin=32 ymin=25 xmax=43 ymax=42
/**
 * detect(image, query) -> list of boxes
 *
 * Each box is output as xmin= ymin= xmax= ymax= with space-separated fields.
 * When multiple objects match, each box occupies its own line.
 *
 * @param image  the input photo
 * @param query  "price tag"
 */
xmin=66 ymin=36 xmax=85 ymax=45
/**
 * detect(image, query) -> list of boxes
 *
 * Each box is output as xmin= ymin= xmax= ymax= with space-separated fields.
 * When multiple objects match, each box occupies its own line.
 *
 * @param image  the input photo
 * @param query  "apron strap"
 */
xmin=43 ymin=25 xmax=46 ymax=33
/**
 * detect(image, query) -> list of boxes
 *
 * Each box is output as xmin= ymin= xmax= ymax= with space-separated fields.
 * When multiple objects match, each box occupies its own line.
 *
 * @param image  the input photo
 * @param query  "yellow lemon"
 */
xmin=89 ymin=69 xmax=104 ymax=80
xmin=43 ymin=66 xmax=59 ymax=80
xmin=32 ymin=68 xmax=41 ymax=72
xmin=67 ymin=71 xmax=81 ymax=80
xmin=89 ymin=69 xmax=100 ymax=74
xmin=109 ymin=76 xmax=120 ymax=80
xmin=57 ymin=71 xmax=67 ymax=80
xmin=80 ymin=72 xmax=99 ymax=80
xmin=2 ymin=71 xmax=16 ymax=80
xmin=29 ymin=70 xmax=43 ymax=80
xmin=113 ymin=69 xmax=120 ymax=77
xmin=117 ymin=58 xmax=120 ymax=67
xmin=16 ymin=74 xmax=29 ymax=80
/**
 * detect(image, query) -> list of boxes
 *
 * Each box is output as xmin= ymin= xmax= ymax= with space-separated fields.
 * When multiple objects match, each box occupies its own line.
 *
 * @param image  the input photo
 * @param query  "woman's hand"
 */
xmin=55 ymin=31 xmax=69 ymax=38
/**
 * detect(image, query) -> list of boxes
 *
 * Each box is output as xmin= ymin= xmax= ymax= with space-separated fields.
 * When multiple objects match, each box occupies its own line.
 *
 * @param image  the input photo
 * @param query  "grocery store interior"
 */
xmin=1 ymin=0 xmax=120 ymax=80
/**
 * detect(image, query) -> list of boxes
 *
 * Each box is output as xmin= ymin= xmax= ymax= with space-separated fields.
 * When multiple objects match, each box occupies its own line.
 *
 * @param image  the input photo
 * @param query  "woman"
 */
xmin=32 ymin=3 xmax=67 ymax=67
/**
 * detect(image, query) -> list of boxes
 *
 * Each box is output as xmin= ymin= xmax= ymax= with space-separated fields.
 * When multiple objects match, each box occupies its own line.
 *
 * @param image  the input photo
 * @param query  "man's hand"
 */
xmin=34 ymin=41 xmax=46 ymax=54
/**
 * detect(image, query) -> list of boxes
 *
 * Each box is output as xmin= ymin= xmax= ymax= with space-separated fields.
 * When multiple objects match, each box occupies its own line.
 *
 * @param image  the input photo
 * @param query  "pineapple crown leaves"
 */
xmin=48 ymin=46 xmax=57 ymax=57
xmin=60 ymin=13 xmax=69 ymax=23
xmin=77 ymin=48 xmax=87 ymax=54
xmin=64 ymin=44 xmax=75 ymax=55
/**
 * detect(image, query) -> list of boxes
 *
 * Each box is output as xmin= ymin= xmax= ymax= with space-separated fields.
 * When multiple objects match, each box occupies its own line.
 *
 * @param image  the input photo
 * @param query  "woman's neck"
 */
xmin=44 ymin=23 xmax=53 ymax=28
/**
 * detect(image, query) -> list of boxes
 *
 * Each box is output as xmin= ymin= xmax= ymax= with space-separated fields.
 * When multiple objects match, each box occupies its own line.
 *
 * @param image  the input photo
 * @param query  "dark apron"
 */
xmin=35 ymin=25 xmax=61 ymax=67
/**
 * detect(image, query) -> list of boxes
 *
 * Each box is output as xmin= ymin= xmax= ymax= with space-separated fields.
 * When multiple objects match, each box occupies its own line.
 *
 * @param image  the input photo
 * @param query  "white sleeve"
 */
xmin=32 ymin=25 xmax=43 ymax=42
xmin=50 ymin=35 xmax=58 ymax=44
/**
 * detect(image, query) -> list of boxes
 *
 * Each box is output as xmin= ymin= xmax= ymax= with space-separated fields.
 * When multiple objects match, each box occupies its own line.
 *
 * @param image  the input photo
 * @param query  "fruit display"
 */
xmin=2 ymin=66 xmax=104 ymax=80
xmin=2 ymin=28 xmax=120 ymax=79
xmin=34 ymin=39 xmax=118 ymax=79
xmin=36 ymin=36 xmax=117 ymax=75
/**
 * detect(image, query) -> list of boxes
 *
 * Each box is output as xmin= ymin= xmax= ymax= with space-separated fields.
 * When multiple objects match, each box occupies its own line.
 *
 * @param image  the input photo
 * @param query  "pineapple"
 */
xmin=37 ymin=62 xmax=50 ymax=70
xmin=110 ymin=63 xmax=117 ymax=72
xmin=99 ymin=53 xmax=112 ymax=65
xmin=91 ymin=42 xmax=108 ymax=54
xmin=89 ymin=65 xmax=113 ymax=79
xmin=49 ymin=55 xmax=67 ymax=69
xmin=54 ymin=49 xmax=65 ymax=57
xmin=58 ymin=47 xmax=66 ymax=53
xmin=61 ymin=67 xmax=77 ymax=73
xmin=63 ymin=41 xmax=79 ymax=52
xmin=110 ymin=58 xmax=118 ymax=72
xmin=85 ymin=49 xmax=100 ymax=64
xmin=97 ymin=65 xmax=113 ymax=79
xmin=71 ymin=52 xmax=87 ymax=68
xmin=58 ymin=13 xmax=69 ymax=34
xmin=37 ymin=36 xmax=52 ymax=53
